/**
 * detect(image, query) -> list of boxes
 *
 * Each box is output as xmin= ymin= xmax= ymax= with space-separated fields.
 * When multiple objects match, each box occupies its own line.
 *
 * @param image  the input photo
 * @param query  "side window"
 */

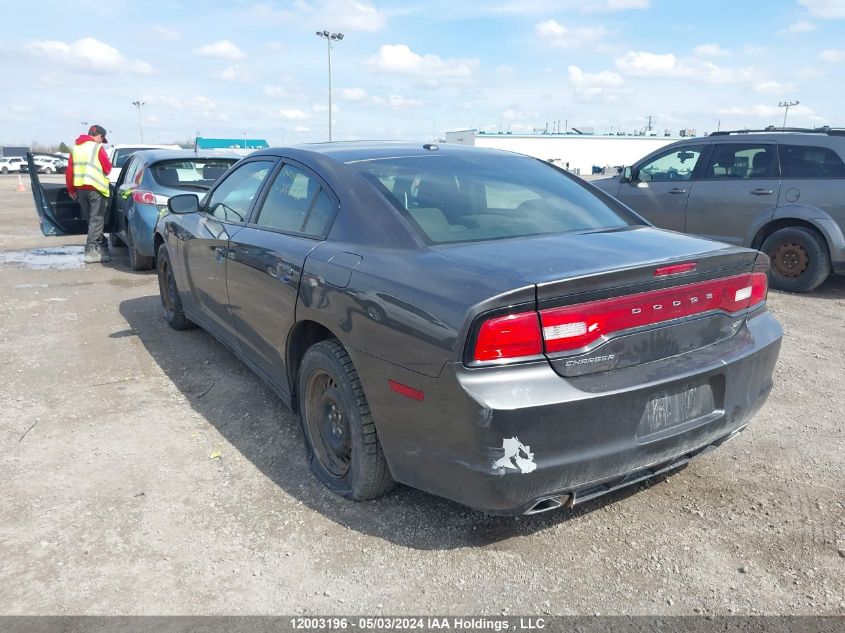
xmin=780 ymin=144 xmax=845 ymax=179
xmin=703 ymin=144 xmax=777 ymax=180
xmin=255 ymin=164 xmax=322 ymax=234
xmin=637 ymin=146 xmax=704 ymax=182
xmin=302 ymin=190 xmax=338 ymax=236
xmin=121 ymin=156 xmax=140 ymax=186
xmin=206 ymin=160 xmax=273 ymax=222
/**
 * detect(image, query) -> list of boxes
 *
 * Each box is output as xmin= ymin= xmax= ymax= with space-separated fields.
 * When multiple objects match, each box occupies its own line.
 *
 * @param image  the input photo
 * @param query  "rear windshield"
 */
xmin=347 ymin=153 xmax=630 ymax=244
xmin=150 ymin=159 xmax=236 ymax=190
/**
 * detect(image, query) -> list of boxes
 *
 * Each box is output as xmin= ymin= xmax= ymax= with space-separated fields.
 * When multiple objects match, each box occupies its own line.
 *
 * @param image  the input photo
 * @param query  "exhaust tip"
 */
xmin=524 ymin=495 xmax=569 ymax=515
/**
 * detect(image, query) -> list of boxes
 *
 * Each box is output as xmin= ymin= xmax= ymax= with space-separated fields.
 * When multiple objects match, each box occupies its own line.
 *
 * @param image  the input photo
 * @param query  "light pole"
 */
xmin=778 ymin=100 xmax=799 ymax=129
xmin=132 ymin=100 xmax=145 ymax=142
xmin=315 ymin=30 xmax=344 ymax=141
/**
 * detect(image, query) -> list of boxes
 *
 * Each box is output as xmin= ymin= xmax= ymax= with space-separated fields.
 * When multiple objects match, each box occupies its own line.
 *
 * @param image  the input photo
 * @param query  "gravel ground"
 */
xmin=0 ymin=174 xmax=842 ymax=616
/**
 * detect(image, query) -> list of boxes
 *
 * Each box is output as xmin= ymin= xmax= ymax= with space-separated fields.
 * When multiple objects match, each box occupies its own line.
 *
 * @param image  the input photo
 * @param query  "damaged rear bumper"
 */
xmin=353 ymin=309 xmax=782 ymax=516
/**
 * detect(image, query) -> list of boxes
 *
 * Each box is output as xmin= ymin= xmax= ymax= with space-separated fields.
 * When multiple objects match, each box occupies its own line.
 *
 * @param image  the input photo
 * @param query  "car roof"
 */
xmin=130 ymin=149 xmax=241 ymax=162
xmin=248 ymin=141 xmax=527 ymax=164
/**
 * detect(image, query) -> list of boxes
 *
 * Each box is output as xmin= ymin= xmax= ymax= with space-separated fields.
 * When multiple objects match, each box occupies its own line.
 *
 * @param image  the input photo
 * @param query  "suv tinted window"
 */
xmin=349 ymin=154 xmax=629 ymax=244
xmin=637 ymin=145 xmax=704 ymax=182
xmin=780 ymin=144 xmax=845 ymax=178
xmin=206 ymin=160 xmax=273 ymax=222
xmin=703 ymin=144 xmax=777 ymax=180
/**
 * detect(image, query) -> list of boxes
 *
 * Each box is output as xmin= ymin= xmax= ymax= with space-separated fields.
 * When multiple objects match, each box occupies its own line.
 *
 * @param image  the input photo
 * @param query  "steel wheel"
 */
xmin=771 ymin=241 xmax=808 ymax=278
xmin=298 ymin=340 xmax=395 ymax=500
xmin=304 ymin=370 xmax=352 ymax=478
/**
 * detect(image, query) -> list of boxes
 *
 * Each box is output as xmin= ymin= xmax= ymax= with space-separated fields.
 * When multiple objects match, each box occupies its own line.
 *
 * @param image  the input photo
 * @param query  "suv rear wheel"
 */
xmin=761 ymin=226 xmax=830 ymax=293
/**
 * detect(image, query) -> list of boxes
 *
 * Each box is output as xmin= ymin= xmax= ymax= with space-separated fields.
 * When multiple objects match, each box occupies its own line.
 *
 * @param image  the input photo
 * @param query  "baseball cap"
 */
xmin=88 ymin=124 xmax=108 ymax=143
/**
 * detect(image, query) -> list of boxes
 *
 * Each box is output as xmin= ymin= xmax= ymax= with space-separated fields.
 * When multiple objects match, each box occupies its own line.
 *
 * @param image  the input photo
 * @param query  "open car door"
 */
xmin=26 ymin=152 xmax=116 ymax=236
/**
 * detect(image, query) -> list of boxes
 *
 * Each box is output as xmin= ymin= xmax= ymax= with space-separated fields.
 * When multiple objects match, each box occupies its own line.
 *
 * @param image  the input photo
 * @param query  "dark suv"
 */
xmin=594 ymin=127 xmax=845 ymax=292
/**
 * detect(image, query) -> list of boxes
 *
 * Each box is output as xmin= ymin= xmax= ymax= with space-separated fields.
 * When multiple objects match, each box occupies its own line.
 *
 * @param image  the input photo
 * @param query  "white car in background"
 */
xmin=107 ymin=143 xmax=181 ymax=183
xmin=0 ymin=156 xmax=25 ymax=174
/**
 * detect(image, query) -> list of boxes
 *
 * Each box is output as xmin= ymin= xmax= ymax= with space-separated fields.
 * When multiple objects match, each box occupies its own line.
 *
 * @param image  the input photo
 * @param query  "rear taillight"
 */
xmin=473 ymin=312 xmax=542 ymax=362
xmin=133 ymin=190 xmax=156 ymax=204
xmin=540 ymin=272 xmax=768 ymax=353
xmin=470 ymin=272 xmax=768 ymax=363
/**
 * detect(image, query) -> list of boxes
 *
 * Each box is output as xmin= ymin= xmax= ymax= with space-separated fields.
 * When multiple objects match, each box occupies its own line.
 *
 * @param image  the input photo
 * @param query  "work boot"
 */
xmin=84 ymin=244 xmax=103 ymax=264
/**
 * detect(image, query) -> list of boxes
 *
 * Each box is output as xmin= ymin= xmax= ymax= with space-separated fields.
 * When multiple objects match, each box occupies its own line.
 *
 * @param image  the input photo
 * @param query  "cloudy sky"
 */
xmin=1 ymin=0 xmax=844 ymax=146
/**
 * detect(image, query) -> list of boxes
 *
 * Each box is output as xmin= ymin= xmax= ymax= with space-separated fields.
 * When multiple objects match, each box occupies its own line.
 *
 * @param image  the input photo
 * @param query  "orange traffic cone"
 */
xmin=16 ymin=175 xmax=26 ymax=192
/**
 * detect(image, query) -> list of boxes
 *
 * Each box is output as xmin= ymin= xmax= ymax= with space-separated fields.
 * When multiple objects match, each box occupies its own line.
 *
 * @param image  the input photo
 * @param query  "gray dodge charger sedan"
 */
xmin=154 ymin=142 xmax=782 ymax=515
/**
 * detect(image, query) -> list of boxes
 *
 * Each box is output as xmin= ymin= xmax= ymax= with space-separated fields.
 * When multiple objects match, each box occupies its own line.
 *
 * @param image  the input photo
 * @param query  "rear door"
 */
xmin=685 ymin=142 xmax=780 ymax=245
xmin=613 ymin=144 xmax=706 ymax=232
xmin=225 ymin=160 xmax=339 ymax=391
xmin=26 ymin=152 xmax=86 ymax=236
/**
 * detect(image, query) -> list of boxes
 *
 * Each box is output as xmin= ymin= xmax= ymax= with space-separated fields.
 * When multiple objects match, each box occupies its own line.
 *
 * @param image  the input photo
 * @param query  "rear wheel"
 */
xmin=761 ymin=226 xmax=830 ymax=293
xmin=298 ymin=339 xmax=395 ymax=501
xmin=108 ymin=231 xmax=126 ymax=248
xmin=157 ymin=243 xmax=194 ymax=330
xmin=127 ymin=224 xmax=154 ymax=271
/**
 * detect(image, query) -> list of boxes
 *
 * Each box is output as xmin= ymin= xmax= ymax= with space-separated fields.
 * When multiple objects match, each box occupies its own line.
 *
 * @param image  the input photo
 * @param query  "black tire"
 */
xmin=127 ymin=225 xmax=155 ymax=271
xmin=1 ymin=167 xmax=8 ymax=175
xmin=157 ymin=243 xmax=194 ymax=330
xmin=108 ymin=231 xmax=126 ymax=248
xmin=298 ymin=339 xmax=395 ymax=501
xmin=761 ymin=226 xmax=830 ymax=293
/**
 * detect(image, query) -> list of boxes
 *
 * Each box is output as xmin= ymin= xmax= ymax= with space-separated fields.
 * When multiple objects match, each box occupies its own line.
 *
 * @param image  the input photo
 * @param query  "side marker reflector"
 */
xmin=388 ymin=379 xmax=424 ymax=402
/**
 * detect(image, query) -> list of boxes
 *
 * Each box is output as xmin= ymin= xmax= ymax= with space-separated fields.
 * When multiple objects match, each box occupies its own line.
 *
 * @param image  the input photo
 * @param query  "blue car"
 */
xmin=109 ymin=150 xmax=240 ymax=269
xmin=26 ymin=150 xmax=239 ymax=270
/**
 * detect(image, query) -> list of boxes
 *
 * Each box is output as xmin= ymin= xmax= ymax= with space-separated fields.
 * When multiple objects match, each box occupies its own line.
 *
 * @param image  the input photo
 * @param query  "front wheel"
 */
xmin=761 ymin=226 xmax=830 ymax=293
xmin=1 ymin=167 xmax=8 ymax=175
xmin=298 ymin=340 xmax=395 ymax=501
xmin=157 ymin=243 xmax=194 ymax=330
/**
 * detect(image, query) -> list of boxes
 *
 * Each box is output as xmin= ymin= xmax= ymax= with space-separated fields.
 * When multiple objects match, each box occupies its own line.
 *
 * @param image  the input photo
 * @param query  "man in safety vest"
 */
xmin=66 ymin=124 xmax=113 ymax=263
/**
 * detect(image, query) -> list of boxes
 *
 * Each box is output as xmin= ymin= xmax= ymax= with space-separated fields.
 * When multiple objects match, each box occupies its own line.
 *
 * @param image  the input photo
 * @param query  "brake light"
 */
xmin=540 ymin=272 xmax=768 ymax=353
xmin=473 ymin=312 xmax=542 ymax=362
xmin=133 ymin=190 xmax=156 ymax=204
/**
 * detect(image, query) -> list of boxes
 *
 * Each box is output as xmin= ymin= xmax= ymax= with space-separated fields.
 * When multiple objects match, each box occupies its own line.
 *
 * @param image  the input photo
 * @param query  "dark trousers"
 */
xmin=78 ymin=189 xmax=108 ymax=249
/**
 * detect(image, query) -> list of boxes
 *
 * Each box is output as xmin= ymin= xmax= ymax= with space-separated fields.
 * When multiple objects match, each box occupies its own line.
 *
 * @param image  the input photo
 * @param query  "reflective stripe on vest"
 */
xmin=71 ymin=141 xmax=110 ymax=197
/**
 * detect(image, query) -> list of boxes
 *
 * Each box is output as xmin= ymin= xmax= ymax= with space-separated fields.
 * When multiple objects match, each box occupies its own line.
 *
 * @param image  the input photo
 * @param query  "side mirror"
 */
xmin=621 ymin=166 xmax=634 ymax=183
xmin=168 ymin=194 xmax=200 ymax=215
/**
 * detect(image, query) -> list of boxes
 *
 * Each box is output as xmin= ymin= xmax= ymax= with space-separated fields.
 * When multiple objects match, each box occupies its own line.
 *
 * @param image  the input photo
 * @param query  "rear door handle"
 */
xmin=669 ymin=188 xmax=687 ymax=195
xmin=751 ymin=188 xmax=773 ymax=195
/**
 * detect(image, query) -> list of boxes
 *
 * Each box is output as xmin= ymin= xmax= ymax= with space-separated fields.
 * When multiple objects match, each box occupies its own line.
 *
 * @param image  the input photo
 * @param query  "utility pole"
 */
xmin=132 ymin=100 xmax=145 ymax=142
xmin=778 ymin=100 xmax=799 ymax=129
xmin=315 ymin=30 xmax=344 ymax=141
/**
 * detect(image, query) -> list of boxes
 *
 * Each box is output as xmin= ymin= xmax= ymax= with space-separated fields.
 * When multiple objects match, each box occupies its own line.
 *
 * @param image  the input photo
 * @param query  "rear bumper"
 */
xmin=355 ymin=309 xmax=782 ymax=515
xmin=128 ymin=203 xmax=160 ymax=257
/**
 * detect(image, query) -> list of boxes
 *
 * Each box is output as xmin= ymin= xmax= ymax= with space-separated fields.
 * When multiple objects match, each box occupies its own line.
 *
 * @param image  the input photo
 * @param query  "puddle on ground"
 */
xmin=0 ymin=246 xmax=85 ymax=270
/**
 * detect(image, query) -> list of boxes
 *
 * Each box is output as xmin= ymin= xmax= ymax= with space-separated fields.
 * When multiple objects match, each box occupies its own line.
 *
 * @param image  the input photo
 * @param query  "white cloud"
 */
xmin=820 ymin=49 xmax=845 ymax=62
xmin=372 ymin=95 xmax=422 ymax=108
xmin=799 ymin=0 xmax=845 ymax=18
xmin=264 ymin=85 xmax=285 ymax=98
xmin=367 ymin=44 xmax=478 ymax=84
xmin=534 ymin=20 xmax=608 ymax=48
xmin=568 ymin=65 xmax=628 ymax=101
xmin=615 ymin=50 xmax=752 ymax=83
xmin=251 ymin=0 xmax=386 ymax=32
xmin=294 ymin=126 xmax=312 ymax=133
xmin=492 ymin=0 xmax=648 ymax=14
xmin=338 ymin=88 xmax=368 ymax=102
xmin=277 ymin=109 xmax=310 ymax=121
xmin=781 ymin=21 xmax=817 ymax=33
xmin=753 ymin=80 xmax=794 ymax=94
xmin=693 ymin=43 xmax=729 ymax=57
xmin=27 ymin=38 xmax=154 ymax=75
xmin=217 ymin=67 xmax=250 ymax=82
xmin=495 ymin=65 xmax=515 ymax=78
xmin=501 ymin=108 xmax=538 ymax=121
xmin=142 ymin=95 xmax=228 ymax=121
xmin=194 ymin=40 xmax=246 ymax=60
xmin=716 ymin=104 xmax=821 ymax=125
xmin=313 ymin=104 xmax=329 ymax=113
xmin=152 ymin=25 xmax=179 ymax=41
xmin=615 ymin=51 xmax=679 ymax=75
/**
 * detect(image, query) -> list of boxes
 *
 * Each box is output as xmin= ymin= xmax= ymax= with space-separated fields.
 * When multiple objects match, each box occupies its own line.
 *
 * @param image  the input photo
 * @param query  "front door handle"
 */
xmin=751 ymin=188 xmax=773 ymax=195
xmin=214 ymin=246 xmax=227 ymax=262
xmin=669 ymin=188 xmax=687 ymax=195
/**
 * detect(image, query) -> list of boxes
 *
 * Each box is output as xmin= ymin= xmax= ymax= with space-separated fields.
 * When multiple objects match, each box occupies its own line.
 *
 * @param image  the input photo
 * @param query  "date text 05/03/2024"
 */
xmin=289 ymin=617 xmax=548 ymax=630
